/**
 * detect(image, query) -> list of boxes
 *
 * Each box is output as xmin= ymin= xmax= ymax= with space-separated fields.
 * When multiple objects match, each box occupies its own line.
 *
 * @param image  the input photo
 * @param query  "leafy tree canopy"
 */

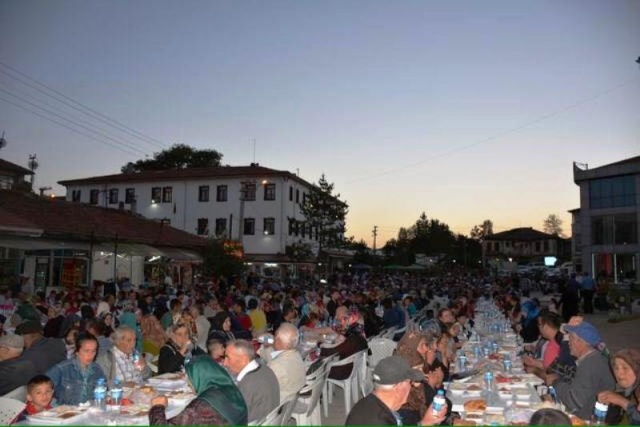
xmin=121 ymin=144 xmax=223 ymax=173
xmin=543 ymin=214 xmax=564 ymax=237
xmin=470 ymin=219 xmax=494 ymax=241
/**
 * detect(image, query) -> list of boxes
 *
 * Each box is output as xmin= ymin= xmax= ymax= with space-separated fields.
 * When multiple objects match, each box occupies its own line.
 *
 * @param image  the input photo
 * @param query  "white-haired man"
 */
xmin=97 ymin=325 xmax=151 ymax=383
xmin=346 ymin=356 xmax=446 ymax=426
xmin=268 ymin=322 xmax=306 ymax=402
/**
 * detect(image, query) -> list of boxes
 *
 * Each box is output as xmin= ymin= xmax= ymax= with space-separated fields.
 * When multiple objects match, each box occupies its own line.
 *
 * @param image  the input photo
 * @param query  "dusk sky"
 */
xmin=1 ymin=0 xmax=638 ymax=247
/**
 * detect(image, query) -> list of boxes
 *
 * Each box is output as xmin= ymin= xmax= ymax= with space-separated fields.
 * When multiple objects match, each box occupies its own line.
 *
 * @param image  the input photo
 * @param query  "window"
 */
xmin=244 ymin=218 xmax=255 ymax=235
xmin=108 ymin=188 xmax=119 ymax=204
xmin=151 ymin=187 xmax=161 ymax=203
xmin=294 ymin=221 xmax=299 ymax=236
xmin=301 ymin=221 xmax=306 ymax=238
xmin=288 ymin=218 xmax=294 ymax=236
xmin=242 ymin=182 xmax=256 ymax=201
xmin=615 ymin=213 xmax=638 ymax=244
xmin=589 ymin=175 xmax=636 ymax=209
xmin=215 ymin=218 xmax=227 ymax=236
xmin=289 ymin=186 xmax=293 ymax=201
xmin=535 ymin=242 xmax=541 ymax=252
xmin=197 ymin=218 xmax=209 ymax=235
xmin=264 ymin=183 xmax=276 ymax=201
xmin=125 ymin=188 xmax=135 ymax=204
xmin=295 ymin=189 xmax=300 ymax=203
xmin=592 ymin=214 xmax=638 ymax=245
xmin=90 ymin=189 xmax=99 ymax=205
xmin=162 ymin=187 xmax=172 ymax=203
xmin=71 ymin=190 xmax=81 ymax=202
xmin=198 ymin=185 xmax=210 ymax=202
xmin=264 ymin=217 xmax=275 ymax=235
xmin=216 ymin=185 xmax=227 ymax=202
xmin=543 ymin=241 xmax=549 ymax=252
xmin=302 ymin=193 xmax=306 ymax=205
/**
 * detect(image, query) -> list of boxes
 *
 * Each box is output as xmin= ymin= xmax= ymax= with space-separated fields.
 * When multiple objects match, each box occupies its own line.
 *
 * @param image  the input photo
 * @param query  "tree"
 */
xmin=285 ymin=240 xmax=314 ymax=262
xmin=470 ymin=219 xmax=494 ymax=241
xmin=200 ymin=238 xmax=244 ymax=278
xmin=543 ymin=214 xmax=564 ymax=236
xmin=298 ymin=174 xmax=348 ymax=257
xmin=121 ymin=144 xmax=223 ymax=173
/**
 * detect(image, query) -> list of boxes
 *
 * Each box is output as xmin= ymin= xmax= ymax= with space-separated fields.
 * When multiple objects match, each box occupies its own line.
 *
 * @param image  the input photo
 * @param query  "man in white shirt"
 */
xmin=267 ymin=323 xmax=306 ymax=402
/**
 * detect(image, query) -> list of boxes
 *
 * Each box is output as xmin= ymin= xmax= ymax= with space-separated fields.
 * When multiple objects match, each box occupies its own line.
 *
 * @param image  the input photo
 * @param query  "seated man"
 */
xmin=346 ymin=356 xmax=446 ymax=426
xmin=224 ymin=339 xmax=280 ymax=423
xmin=523 ymin=309 xmax=574 ymax=380
xmin=267 ymin=323 xmax=306 ymax=402
xmin=545 ymin=321 xmax=615 ymax=420
xmin=97 ymin=325 xmax=152 ymax=383
xmin=0 ymin=334 xmax=38 ymax=395
xmin=16 ymin=320 xmax=66 ymax=374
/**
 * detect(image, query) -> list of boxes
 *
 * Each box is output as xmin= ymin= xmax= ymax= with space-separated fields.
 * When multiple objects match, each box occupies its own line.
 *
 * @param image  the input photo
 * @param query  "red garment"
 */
xmin=542 ymin=338 xmax=560 ymax=368
xmin=237 ymin=314 xmax=252 ymax=331
xmin=25 ymin=401 xmax=52 ymax=415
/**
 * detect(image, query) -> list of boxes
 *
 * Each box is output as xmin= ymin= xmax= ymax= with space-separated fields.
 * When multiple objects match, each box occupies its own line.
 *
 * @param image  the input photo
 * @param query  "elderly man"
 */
xmin=16 ymin=319 xmax=65 ymax=374
xmin=0 ymin=334 xmax=38 ymax=395
xmin=346 ymin=356 xmax=446 ymax=425
xmin=224 ymin=339 xmax=280 ymax=423
xmin=97 ymin=325 xmax=151 ymax=383
xmin=267 ymin=323 xmax=306 ymax=402
xmin=545 ymin=321 xmax=615 ymax=420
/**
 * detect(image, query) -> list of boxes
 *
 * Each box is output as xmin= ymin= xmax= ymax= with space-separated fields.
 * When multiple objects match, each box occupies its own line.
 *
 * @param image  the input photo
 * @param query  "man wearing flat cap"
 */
xmin=545 ymin=321 xmax=615 ymax=420
xmin=16 ymin=319 xmax=65 ymax=374
xmin=346 ymin=356 xmax=447 ymax=426
xmin=0 ymin=334 xmax=37 ymax=395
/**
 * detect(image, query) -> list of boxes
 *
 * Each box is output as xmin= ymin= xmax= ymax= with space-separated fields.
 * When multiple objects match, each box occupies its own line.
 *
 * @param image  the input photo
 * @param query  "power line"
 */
xmin=347 ymin=75 xmax=640 ymax=184
xmin=0 ymin=87 xmax=147 ymax=156
xmin=0 ymin=60 xmax=168 ymax=150
xmin=0 ymin=95 xmax=143 ymax=157
xmin=0 ymin=82 xmax=152 ymax=153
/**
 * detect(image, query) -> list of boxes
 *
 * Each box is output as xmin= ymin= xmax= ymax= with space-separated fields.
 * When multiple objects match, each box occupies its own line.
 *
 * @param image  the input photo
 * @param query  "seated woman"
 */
xmin=140 ymin=314 xmax=166 ymax=356
xmin=149 ymin=355 xmax=248 ymax=425
xmin=320 ymin=306 xmax=368 ymax=380
xmin=208 ymin=312 xmax=236 ymax=344
xmin=395 ymin=330 xmax=440 ymax=425
xmin=598 ymin=348 xmax=640 ymax=425
xmin=158 ymin=323 xmax=192 ymax=375
xmin=46 ymin=332 xmax=106 ymax=405
xmin=516 ymin=300 xmax=541 ymax=343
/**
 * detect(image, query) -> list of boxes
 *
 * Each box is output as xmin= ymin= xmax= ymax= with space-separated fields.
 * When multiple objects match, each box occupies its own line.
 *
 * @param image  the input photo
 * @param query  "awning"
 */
xmin=0 ymin=237 xmax=90 ymax=251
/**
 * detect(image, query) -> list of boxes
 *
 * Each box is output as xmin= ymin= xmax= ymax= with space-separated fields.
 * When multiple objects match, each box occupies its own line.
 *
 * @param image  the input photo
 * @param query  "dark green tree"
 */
xmin=285 ymin=240 xmax=315 ymax=262
xmin=298 ymin=174 xmax=348 ymax=258
xmin=121 ymin=144 xmax=223 ymax=173
xmin=200 ymin=238 xmax=244 ymax=278
xmin=470 ymin=219 xmax=494 ymax=241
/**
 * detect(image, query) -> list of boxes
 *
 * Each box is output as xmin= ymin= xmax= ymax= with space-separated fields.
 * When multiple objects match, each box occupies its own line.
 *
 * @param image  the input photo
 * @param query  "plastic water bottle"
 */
xmin=483 ymin=371 xmax=495 ymax=393
xmin=110 ymin=379 xmax=123 ymax=408
xmin=432 ymin=390 xmax=446 ymax=414
xmin=503 ymin=358 xmax=513 ymax=373
xmin=593 ymin=401 xmax=608 ymax=425
xmin=93 ymin=378 xmax=107 ymax=411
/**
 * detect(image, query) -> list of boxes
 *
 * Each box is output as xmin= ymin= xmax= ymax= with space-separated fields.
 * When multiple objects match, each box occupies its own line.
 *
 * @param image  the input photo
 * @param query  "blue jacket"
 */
xmin=46 ymin=358 xmax=106 ymax=405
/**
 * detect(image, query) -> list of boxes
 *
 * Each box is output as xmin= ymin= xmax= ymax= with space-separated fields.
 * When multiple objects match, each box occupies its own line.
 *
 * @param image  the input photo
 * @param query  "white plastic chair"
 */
xmin=293 ymin=362 xmax=329 ymax=425
xmin=2 ymin=385 xmax=27 ymax=402
xmin=0 ymin=397 xmax=26 ymax=425
xmin=250 ymin=392 xmax=299 ymax=426
xmin=364 ymin=338 xmax=397 ymax=395
xmin=323 ymin=349 xmax=367 ymax=417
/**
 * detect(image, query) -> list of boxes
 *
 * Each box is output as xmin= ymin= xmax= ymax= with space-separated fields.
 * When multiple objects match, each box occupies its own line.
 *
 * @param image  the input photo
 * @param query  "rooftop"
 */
xmin=0 ymin=190 xmax=207 ymax=248
xmin=0 ymin=158 xmax=34 ymax=175
xmin=485 ymin=227 xmax=560 ymax=241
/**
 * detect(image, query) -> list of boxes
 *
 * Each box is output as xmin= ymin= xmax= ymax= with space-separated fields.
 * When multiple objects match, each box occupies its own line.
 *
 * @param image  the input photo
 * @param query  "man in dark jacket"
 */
xmin=0 ymin=334 xmax=38 ymax=395
xmin=16 ymin=320 xmax=65 ymax=374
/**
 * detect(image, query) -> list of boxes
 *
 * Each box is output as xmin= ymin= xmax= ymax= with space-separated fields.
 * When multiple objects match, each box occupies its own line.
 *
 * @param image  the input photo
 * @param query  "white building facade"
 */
xmin=59 ymin=165 xmax=334 ymax=273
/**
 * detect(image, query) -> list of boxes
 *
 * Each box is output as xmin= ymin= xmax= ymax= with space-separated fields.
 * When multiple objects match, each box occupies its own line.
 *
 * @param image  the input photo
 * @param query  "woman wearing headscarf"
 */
xmin=598 ymin=348 xmax=640 ymax=425
xmin=119 ymin=310 xmax=143 ymax=354
xmin=149 ymin=355 xmax=248 ymax=425
xmin=208 ymin=312 xmax=235 ymax=344
xmin=517 ymin=300 xmax=541 ymax=343
xmin=140 ymin=314 xmax=166 ymax=356
xmin=320 ymin=305 xmax=368 ymax=380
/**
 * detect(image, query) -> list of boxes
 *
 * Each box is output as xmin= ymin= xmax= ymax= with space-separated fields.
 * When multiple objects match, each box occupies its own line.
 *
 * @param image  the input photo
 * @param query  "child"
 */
xmin=207 ymin=338 xmax=225 ymax=364
xmin=17 ymin=375 xmax=54 ymax=422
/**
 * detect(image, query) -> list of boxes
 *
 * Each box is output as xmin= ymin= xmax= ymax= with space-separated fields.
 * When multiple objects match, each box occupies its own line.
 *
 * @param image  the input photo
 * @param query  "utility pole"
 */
xmin=372 ymin=225 xmax=378 ymax=262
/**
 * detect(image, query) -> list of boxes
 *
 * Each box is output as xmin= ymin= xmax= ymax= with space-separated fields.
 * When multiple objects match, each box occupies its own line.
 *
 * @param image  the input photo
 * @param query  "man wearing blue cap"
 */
xmin=545 ymin=321 xmax=615 ymax=420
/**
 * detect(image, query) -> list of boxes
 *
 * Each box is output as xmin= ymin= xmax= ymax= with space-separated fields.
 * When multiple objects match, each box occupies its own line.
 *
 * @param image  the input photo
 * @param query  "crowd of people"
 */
xmin=0 ymin=267 xmax=637 ymax=425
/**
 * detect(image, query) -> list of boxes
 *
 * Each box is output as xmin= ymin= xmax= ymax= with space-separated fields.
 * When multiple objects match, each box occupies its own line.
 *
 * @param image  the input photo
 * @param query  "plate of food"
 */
xmin=449 ymin=383 xmax=482 ymax=396
xmin=26 ymin=406 xmax=88 ymax=425
xmin=463 ymin=399 xmax=487 ymax=414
